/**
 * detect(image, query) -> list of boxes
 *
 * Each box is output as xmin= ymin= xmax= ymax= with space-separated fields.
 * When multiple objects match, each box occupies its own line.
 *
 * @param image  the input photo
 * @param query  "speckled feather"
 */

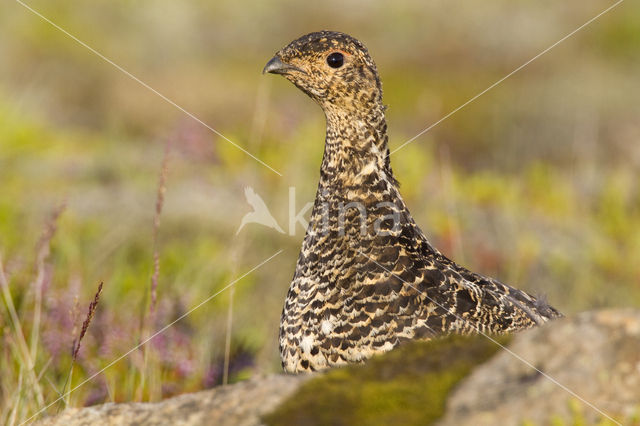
xmin=266 ymin=31 xmax=562 ymax=373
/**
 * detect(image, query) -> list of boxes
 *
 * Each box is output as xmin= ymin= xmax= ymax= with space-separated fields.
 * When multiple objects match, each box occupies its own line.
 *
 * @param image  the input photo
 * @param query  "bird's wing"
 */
xmin=440 ymin=262 xmax=561 ymax=331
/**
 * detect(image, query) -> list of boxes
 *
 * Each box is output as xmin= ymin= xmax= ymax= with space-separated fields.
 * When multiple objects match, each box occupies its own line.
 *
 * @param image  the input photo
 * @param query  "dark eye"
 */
xmin=326 ymin=52 xmax=344 ymax=68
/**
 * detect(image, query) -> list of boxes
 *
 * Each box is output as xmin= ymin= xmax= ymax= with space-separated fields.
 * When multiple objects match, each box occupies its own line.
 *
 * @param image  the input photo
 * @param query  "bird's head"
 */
xmin=263 ymin=31 xmax=383 ymax=117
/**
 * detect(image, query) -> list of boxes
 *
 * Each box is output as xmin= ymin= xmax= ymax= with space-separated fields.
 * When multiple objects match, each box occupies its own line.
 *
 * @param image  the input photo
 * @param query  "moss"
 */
xmin=263 ymin=334 xmax=510 ymax=425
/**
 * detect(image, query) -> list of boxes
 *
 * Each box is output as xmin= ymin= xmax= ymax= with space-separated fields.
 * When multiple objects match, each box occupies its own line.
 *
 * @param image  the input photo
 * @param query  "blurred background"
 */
xmin=1 ymin=0 xmax=639 ymax=420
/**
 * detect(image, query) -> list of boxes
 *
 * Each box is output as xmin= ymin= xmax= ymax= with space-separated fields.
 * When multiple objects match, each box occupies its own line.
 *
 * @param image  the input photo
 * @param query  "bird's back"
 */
xmin=279 ymin=184 xmax=561 ymax=373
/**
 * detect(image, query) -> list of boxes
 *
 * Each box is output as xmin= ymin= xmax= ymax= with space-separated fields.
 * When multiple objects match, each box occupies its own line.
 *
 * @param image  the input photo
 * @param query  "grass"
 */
xmin=1 ymin=0 xmax=639 ymax=423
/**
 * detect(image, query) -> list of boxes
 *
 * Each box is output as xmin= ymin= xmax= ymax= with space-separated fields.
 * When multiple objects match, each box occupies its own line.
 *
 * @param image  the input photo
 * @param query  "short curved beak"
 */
xmin=262 ymin=56 xmax=304 ymax=75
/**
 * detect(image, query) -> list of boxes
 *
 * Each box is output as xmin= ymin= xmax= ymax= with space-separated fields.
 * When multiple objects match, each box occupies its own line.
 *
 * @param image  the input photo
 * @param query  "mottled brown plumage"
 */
xmin=264 ymin=31 xmax=561 ymax=374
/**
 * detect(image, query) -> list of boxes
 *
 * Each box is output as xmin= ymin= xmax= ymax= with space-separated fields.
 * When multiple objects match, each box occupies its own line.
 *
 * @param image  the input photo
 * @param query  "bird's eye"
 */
xmin=326 ymin=52 xmax=344 ymax=68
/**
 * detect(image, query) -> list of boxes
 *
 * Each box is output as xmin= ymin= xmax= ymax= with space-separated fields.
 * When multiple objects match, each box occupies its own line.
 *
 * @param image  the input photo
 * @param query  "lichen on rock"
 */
xmin=263 ymin=334 xmax=508 ymax=425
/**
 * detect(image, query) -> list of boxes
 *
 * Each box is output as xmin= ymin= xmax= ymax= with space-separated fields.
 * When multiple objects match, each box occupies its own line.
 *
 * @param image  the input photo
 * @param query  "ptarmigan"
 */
xmin=264 ymin=31 xmax=561 ymax=373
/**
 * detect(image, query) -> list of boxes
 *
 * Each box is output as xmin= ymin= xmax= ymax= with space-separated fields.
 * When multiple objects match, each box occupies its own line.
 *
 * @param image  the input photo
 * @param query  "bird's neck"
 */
xmin=319 ymin=102 xmax=395 ymax=192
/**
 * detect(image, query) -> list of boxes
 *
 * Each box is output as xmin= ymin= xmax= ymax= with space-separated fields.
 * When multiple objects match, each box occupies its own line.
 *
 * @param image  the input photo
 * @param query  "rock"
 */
xmin=439 ymin=309 xmax=640 ymax=425
xmin=36 ymin=309 xmax=640 ymax=425
xmin=36 ymin=374 xmax=310 ymax=426
xmin=263 ymin=334 xmax=506 ymax=425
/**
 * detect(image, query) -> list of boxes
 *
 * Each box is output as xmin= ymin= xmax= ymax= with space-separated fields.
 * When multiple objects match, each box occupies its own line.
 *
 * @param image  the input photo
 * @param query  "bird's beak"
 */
xmin=262 ymin=55 xmax=305 ymax=75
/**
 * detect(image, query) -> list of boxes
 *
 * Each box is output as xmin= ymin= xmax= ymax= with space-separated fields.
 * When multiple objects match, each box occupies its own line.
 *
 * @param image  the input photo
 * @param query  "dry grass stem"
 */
xmin=72 ymin=282 xmax=104 ymax=361
xmin=30 ymin=203 xmax=66 ymax=362
xmin=222 ymin=286 xmax=235 ymax=386
xmin=63 ymin=281 xmax=104 ymax=408
xmin=150 ymin=139 xmax=172 ymax=314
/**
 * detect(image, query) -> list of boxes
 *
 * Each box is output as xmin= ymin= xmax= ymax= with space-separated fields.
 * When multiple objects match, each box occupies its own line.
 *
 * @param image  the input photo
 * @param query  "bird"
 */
xmin=264 ymin=31 xmax=562 ymax=373
xmin=236 ymin=186 xmax=285 ymax=235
